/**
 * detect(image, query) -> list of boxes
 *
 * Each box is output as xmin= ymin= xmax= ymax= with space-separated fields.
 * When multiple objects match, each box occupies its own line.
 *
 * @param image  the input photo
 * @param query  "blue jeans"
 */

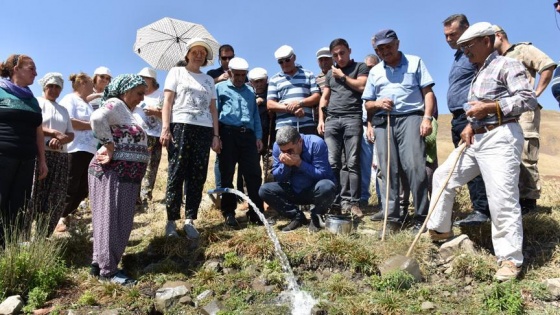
xmin=360 ymin=124 xmax=373 ymax=202
xmin=451 ymin=112 xmax=490 ymax=216
xmin=259 ymin=179 xmax=336 ymax=220
xmin=324 ymin=116 xmax=362 ymax=205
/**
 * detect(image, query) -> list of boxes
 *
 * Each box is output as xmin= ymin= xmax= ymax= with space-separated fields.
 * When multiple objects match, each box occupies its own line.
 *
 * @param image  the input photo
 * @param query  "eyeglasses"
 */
xmin=459 ymin=41 xmax=477 ymax=52
xmin=554 ymin=1 xmax=560 ymax=7
xmin=99 ymin=75 xmax=111 ymax=81
xmin=220 ymin=55 xmax=234 ymax=61
xmin=277 ymin=56 xmax=293 ymax=65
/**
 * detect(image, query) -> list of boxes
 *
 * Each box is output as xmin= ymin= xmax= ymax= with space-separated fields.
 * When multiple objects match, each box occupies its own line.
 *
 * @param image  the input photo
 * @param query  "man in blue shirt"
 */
xmin=363 ymin=29 xmax=435 ymax=234
xmin=443 ymin=14 xmax=490 ymax=226
xmin=259 ymin=126 xmax=336 ymax=232
xmin=216 ymin=57 xmax=264 ymax=227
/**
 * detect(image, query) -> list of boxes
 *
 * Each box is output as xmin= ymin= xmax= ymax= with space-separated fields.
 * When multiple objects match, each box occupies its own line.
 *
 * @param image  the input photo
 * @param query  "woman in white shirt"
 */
xmin=58 ymin=73 xmax=95 ymax=232
xmin=133 ymin=67 xmax=163 ymax=204
xmin=31 ymin=73 xmax=74 ymax=235
xmin=87 ymin=66 xmax=112 ymax=110
xmin=160 ymin=38 xmax=221 ymax=239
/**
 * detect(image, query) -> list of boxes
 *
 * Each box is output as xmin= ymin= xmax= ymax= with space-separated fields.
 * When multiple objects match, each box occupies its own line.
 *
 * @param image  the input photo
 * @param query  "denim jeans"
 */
xmin=324 ymin=116 xmax=362 ymax=205
xmin=259 ymin=179 xmax=336 ymax=220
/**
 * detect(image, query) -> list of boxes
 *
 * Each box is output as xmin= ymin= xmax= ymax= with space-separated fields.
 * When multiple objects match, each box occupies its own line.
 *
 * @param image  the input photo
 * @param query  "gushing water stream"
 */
xmin=208 ymin=188 xmax=317 ymax=314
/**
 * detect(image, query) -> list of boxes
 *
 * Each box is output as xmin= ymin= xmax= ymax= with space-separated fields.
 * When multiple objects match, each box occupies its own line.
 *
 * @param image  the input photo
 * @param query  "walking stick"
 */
xmin=381 ymin=112 xmax=391 ymax=241
xmin=405 ymin=142 xmax=467 ymax=257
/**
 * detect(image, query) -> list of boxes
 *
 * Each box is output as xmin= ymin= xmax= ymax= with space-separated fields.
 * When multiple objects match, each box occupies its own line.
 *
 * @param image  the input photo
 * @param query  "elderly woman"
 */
xmin=31 ymin=73 xmax=74 ymax=235
xmin=87 ymin=66 xmax=112 ymax=110
xmin=0 ymin=54 xmax=47 ymax=246
xmin=133 ymin=67 xmax=163 ymax=204
xmin=89 ymin=74 xmax=148 ymax=285
xmin=58 ymin=73 xmax=96 ymax=232
xmin=161 ymin=37 xmax=221 ymax=239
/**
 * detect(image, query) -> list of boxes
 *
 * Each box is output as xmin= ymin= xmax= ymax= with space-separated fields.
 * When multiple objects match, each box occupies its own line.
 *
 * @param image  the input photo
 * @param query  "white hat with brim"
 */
xmin=274 ymin=45 xmax=294 ymax=60
xmin=457 ymin=22 xmax=495 ymax=45
xmin=248 ymin=67 xmax=267 ymax=80
xmin=316 ymin=47 xmax=332 ymax=59
xmin=137 ymin=67 xmax=157 ymax=79
xmin=185 ymin=37 xmax=214 ymax=62
xmin=94 ymin=66 xmax=112 ymax=77
xmin=228 ymin=57 xmax=249 ymax=71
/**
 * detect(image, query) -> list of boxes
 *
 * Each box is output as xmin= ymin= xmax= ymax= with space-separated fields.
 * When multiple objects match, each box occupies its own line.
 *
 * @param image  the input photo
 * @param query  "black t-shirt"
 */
xmin=325 ymin=60 xmax=369 ymax=116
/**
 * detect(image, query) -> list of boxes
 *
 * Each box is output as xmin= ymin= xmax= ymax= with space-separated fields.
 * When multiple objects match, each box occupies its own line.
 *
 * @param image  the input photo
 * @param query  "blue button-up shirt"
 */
xmin=362 ymin=52 xmax=434 ymax=116
xmin=216 ymin=80 xmax=263 ymax=140
xmin=447 ymin=50 xmax=477 ymax=112
xmin=272 ymin=134 xmax=335 ymax=193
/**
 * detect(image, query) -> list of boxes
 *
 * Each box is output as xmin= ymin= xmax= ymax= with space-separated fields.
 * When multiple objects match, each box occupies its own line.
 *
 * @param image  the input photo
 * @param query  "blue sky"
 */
xmin=3 ymin=0 xmax=559 ymax=112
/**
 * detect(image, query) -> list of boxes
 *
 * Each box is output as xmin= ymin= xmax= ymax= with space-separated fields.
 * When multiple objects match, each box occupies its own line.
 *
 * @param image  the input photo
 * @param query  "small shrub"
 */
xmin=451 ymin=252 xmax=494 ymax=282
xmin=368 ymin=271 xmax=415 ymax=291
xmin=223 ymin=252 xmax=242 ymax=269
xmin=483 ymin=281 xmax=524 ymax=315
xmin=325 ymin=274 xmax=356 ymax=300
xmin=77 ymin=290 xmax=97 ymax=306
xmin=22 ymin=287 xmax=48 ymax=313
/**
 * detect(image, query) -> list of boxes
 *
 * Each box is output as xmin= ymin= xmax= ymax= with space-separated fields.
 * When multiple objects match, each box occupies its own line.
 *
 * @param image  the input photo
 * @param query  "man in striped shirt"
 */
xmin=267 ymin=45 xmax=320 ymax=135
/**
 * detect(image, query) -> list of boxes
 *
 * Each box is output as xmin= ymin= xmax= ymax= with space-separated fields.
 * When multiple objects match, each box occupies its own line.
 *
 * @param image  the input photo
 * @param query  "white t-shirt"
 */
xmin=164 ymin=67 xmax=216 ymax=127
xmin=59 ymin=93 xmax=98 ymax=154
xmin=133 ymin=89 xmax=163 ymax=137
xmin=37 ymin=97 xmax=74 ymax=152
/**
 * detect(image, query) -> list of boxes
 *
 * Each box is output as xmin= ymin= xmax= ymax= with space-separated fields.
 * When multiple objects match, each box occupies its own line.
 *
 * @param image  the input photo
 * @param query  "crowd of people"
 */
xmin=1 ymin=9 xmax=559 ymax=285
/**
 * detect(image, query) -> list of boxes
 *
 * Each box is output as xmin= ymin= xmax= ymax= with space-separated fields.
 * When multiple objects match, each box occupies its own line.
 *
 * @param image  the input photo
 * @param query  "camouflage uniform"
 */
xmin=502 ymin=43 xmax=556 ymax=200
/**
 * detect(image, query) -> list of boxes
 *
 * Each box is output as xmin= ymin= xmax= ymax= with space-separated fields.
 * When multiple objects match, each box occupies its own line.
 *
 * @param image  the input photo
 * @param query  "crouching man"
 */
xmin=259 ymin=126 xmax=336 ymax=232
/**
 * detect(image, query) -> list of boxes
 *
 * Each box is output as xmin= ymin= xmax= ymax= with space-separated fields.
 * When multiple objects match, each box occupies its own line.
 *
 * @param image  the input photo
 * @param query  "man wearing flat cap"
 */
xmin=493 ymin=25 xmax=557 ymax=214
xmin=426 ymin=22 xmax=538 ymax=282
xmin=315 ymin=47 xmax=333 ymax=126
xmin=216 ymin=57 xmax=266 ymax=227
xmin=267 ymin=45 xmax=321 ymax=135
xmin=362 ymin=29 xmax=436 ymax=234
xmin=249 ymin=67 xmax=275 ymax=182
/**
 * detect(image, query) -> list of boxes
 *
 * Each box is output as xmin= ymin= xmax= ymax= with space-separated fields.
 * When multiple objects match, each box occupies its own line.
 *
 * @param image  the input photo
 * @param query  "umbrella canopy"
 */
xmin=134 ymin=17 xmax=220 ymax=70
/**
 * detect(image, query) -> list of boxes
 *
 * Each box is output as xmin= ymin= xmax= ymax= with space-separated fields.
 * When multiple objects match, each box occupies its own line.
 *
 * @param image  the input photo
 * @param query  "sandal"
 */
xmin=101 ymin=270 xmax=136 ymax=286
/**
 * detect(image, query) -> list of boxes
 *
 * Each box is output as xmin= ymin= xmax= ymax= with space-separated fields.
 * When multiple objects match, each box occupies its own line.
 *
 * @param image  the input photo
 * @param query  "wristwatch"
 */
xmin=340 ymin=75 xmax=347 ymax=83
xmin=423 ymin=116 xmax=433 ymax=121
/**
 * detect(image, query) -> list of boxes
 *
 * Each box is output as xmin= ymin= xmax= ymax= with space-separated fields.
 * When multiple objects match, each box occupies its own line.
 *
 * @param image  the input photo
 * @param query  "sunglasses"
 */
xmin=277 ymin=56 xmax=293 ymax=65
xmin=555 ymin=1 xmax=560 ymax=7
xmin=220 ymin=55 xmax=234 ymax=61
xmin=99 ymin=75 xmax=111 ymax=80
xmin=459 ymin=41 xmax=477 ymax=52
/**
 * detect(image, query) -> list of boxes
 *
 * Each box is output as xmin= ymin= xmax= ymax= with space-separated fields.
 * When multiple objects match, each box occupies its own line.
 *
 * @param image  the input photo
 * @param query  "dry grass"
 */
xmin=42 ymin=113 xmax=560 ymax=313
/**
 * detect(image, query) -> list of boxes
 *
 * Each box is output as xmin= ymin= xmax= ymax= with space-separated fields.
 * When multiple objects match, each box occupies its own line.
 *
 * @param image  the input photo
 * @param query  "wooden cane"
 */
xmin=405 ymin=142 xmax=467 ymax=257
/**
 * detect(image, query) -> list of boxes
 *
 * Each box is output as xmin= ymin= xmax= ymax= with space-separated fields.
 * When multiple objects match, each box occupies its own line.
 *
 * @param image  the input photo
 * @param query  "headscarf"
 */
xmin=38 ymin=72 xmax=64 ymax=89
xmin=101 ymin=74 xmax=146 ymax=105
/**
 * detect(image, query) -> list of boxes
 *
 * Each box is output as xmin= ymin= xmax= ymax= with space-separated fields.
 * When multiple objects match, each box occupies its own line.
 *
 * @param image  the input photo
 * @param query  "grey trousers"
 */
xmin=374 ymin=114 xmax=429 ymax=222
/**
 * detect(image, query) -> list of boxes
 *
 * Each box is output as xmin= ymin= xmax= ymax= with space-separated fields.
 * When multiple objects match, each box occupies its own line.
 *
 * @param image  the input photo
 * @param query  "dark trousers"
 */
xmin=324 ymin=116 xmax=362 ymax=205
xmin=218 ymin=126 xmax=263 ymax=218
xmin=259 ymin=179 xmax=336 ymax=221
xmin=62 ymin=151 xmax=94 ymax=217
xmin=166 ymin=123 xmax=212 ymax=220
xmin=0 ymin=156 xmax=35 ymax=247
xmin=451 ymin=112 xmax=490 ymax=216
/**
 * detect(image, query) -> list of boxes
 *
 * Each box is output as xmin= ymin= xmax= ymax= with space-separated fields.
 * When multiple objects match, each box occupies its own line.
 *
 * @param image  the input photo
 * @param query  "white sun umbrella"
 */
xmin=134 ymin=17 xmax=220 ymax=70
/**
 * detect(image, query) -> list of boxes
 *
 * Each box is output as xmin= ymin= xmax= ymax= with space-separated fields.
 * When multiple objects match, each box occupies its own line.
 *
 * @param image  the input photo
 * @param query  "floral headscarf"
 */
xmin=101 ymin=74 xmax=146 ymax=105
xmin=38 ymin=72 xmax=64 ymax=89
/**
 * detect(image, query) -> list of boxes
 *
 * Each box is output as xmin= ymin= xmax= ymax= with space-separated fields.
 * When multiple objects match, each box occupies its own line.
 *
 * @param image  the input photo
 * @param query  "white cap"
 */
xmin=137 ymin=67 xmax=157 ymax=79
xmin=94 ymin=66 xmax=112 ymax=77
xmin=316 ymin=47 xmax=332 ymax=59
xmin=274 ymin=45 xmax=294 ymax=59
xmin=228 ymin=57 xmax=249 ymax=71
xmin=248 ymin=67 xmax=267 ymax=80
xmin=457 ymin=22 xmax=495 ymax=45
xmin=185 ymin=37 xmax=213 ymax=62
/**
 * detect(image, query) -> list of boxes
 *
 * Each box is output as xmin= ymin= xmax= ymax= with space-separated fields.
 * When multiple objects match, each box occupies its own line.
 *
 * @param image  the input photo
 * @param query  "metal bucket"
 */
xmin=325 ymin=215 xmax=353 ymax=235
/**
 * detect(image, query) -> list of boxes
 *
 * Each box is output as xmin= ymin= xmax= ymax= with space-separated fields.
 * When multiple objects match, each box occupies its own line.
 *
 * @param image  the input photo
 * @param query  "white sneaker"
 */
xmin=165 ymin=221 xmax=178 ymax=237
xmin=183 ymin=219 xmax=200 ymax=239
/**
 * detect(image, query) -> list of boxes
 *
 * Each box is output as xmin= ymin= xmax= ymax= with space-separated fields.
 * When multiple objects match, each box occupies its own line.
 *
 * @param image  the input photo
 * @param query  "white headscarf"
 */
xmin=38 ymin=72 xmax=64 ymax=89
